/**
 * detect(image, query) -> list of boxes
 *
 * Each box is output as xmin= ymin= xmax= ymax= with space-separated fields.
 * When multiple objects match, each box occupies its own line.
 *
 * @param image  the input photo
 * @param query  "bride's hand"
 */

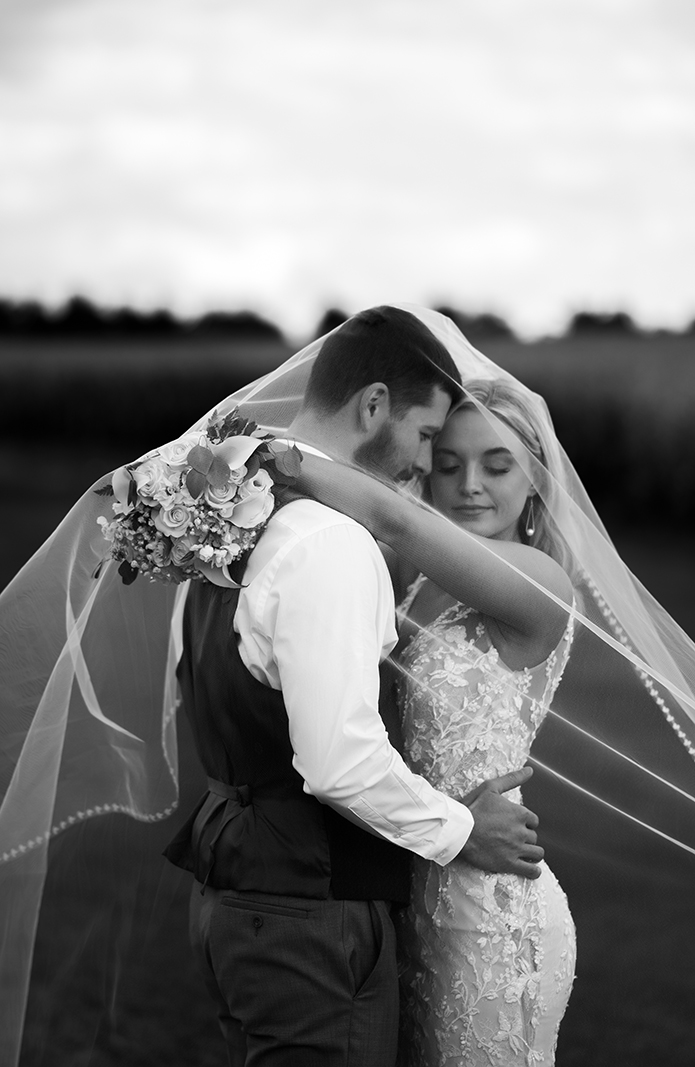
xmin=457 ymin=767 xmax=544 ymax=880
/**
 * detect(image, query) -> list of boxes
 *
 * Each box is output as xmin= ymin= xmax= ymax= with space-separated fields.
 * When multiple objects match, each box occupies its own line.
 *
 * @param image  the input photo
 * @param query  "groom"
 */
xmin=165 ymin=306 xmax=544 ymax=1066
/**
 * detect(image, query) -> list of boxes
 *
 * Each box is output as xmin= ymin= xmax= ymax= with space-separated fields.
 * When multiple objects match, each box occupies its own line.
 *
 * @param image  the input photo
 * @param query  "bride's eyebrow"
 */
xmin=483 ymin=447 xmax=514 ymax=458
xmin=433 ymin=446 xmax=514 ymax=457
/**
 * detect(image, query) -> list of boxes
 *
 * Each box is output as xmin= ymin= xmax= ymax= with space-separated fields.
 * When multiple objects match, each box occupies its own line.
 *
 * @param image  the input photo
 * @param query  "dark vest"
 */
xmin=164 ymin=580 xmax=411 ymax=903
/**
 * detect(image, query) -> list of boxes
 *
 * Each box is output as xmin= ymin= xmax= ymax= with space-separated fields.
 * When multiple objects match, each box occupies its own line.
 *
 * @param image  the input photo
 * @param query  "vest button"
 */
xmin=253 ymin=916 xmax=263 ymax=929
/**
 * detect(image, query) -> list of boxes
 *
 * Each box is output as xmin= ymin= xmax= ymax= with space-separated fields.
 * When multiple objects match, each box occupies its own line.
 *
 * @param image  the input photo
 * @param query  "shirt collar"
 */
xmin=276 ymin=439 xmax=333 ymax=461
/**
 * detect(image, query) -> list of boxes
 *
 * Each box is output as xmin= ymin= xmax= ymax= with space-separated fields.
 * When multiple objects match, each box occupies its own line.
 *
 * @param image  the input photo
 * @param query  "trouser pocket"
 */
xmin=344 ymin=899 xmax=395 ymax=999
xmin=220 ymin=897 xmax=309 ymax=919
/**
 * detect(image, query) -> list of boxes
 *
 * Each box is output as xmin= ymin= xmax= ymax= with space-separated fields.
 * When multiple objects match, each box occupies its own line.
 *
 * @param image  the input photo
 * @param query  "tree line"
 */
xmin=2 ymin=297 xmax=691 ymax=342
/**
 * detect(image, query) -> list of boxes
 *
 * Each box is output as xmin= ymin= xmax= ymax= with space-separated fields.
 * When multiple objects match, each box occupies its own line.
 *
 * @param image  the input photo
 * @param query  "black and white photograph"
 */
xmin=1 ymin=3 xmax=694 ymax=1066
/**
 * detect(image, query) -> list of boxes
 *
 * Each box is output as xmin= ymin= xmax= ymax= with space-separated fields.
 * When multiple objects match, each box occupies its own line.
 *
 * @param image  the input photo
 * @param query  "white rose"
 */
xmin=232 ymin=469 xmax=274 ymax=529
xmin=229 ymin=464 xmax=247 ymax=485
xmin=204 ymin=480 xmax=239 ymax=511
xmin=153 ymin=503 xmax=193 ymax=538
xmin=158 ymin=433 xmax=204 ymax=469
xmin=170 ymin=535 xmax=196 ymax=566
xmin=134 ymin=458 xmax=174 ymax=505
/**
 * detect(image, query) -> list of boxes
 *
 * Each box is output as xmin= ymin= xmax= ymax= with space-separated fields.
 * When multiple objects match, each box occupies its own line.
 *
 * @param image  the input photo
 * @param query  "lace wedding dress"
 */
xmin=396 ymin=576 xmax=576 ymax=1067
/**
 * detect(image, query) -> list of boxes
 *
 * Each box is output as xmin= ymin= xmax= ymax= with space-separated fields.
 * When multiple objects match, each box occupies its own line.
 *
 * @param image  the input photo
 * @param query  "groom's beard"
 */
xmin=353 ymin=421 xmax=412 ymax=484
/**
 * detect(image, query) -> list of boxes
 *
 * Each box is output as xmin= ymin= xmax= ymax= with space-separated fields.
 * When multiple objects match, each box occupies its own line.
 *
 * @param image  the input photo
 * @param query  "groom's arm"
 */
xmin=253 ymin=508 xmax=473 ymax=865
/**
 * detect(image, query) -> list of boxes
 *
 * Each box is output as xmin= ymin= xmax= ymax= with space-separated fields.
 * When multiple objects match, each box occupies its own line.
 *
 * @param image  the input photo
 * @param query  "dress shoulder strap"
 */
xmin=397 ymin=572 xmax=427 ymax=618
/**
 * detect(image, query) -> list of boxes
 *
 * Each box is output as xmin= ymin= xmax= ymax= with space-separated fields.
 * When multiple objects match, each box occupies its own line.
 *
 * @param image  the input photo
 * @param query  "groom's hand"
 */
xmin=456 ymin=767 xmax=543 ymax=880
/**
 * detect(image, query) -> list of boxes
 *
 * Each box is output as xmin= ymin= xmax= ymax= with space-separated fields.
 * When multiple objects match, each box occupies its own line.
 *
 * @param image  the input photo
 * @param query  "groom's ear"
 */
xmin=357 ymin=383 xmax=391 ymax=434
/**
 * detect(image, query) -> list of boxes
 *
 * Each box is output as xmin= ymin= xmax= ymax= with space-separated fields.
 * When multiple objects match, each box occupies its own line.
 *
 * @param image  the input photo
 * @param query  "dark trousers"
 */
xmin=190 ymin=882 xmax=399 ymax=1067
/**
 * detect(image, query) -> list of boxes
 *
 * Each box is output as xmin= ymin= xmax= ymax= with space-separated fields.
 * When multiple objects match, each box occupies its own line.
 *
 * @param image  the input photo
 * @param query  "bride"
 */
xmin=297 ymin=377 xmax=577 ymax=1065
xmin=1 ymin=305 xmax=694 ymax=1065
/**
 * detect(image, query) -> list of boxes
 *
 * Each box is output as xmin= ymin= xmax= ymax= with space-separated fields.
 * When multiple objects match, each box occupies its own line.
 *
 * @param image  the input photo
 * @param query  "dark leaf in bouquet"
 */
xmin=186 ymin=469 xmax=207 ymax=499
xmin=217 ymin=408 xmax=244 ymax=439
xmin=128 ymin=477 xmax=138 ymax=507
xmin=207 ymin=455 xmax=231 ymax=488
xmin=274 ymin=446 xmax=302 ymax=479
xmin=245 ymin=452 xmax=261 ymax=478
xmin=118 ymin=560 xmax=139 ymax=585
xmin=217 ymin=417 xmax=233 ymax=439
xmin=188 ymin=445 xmax=214 ymax=474
xmin=94 ymin=484 xmax=114 ymax=497
xmin=92 ymin=560 xmax=105 ymax=579
xmin=267 ymin=465 xmax=293 ymax=486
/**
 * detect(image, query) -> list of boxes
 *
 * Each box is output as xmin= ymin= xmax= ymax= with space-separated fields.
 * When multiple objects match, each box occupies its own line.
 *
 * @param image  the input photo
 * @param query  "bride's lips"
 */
xmin=453 ymin=505 xmax=490 ymax=517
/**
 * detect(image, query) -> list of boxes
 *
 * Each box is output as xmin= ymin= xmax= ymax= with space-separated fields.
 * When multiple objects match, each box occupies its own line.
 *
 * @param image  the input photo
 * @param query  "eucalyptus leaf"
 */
xmin=268 ymin=466 xmax=293 ymax=485
xmin=186 ymin=469 xmax=207 ymax=499
xmin=207 ymin=455 xmax=231 ymax=488
xmin=274 ymin=448 xmax=302 ymax=478
xmin=187 ymin=445 xmax=214 ymax=475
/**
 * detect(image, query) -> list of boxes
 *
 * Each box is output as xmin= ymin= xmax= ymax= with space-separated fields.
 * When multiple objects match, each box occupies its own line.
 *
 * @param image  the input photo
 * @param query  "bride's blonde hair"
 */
xmin=454 ymin=378 xmax=580 ymax=583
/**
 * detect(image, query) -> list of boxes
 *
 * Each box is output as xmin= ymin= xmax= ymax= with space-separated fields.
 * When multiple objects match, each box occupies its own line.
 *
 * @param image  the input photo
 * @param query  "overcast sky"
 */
xmin=0 ymin=0 xmax=693 ymax=337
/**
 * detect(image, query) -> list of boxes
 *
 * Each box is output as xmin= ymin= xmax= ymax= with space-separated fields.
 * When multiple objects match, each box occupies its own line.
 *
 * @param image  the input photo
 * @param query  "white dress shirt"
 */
xmin=235 ymin=468 xmax=473 ymax=865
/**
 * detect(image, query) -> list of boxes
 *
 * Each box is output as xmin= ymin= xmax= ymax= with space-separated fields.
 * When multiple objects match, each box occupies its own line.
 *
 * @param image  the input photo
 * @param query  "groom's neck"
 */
xmin=287 ymin=411 xmax=355 ymax=464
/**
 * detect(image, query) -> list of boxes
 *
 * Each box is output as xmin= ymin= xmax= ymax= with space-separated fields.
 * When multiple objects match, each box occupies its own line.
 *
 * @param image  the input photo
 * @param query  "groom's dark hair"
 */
xmin=303 ymin=306 xmax=462 ymax=416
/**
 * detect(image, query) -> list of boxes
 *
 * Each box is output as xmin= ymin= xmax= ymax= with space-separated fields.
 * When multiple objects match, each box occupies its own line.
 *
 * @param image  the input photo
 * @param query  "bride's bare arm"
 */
xmin=296 ymin=453 xmax=572 ymax=642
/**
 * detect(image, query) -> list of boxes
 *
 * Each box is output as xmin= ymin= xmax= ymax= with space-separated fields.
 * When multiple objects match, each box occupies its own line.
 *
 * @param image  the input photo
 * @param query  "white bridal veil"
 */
xmin=1 ymin=306 xmax=694 ymax=1065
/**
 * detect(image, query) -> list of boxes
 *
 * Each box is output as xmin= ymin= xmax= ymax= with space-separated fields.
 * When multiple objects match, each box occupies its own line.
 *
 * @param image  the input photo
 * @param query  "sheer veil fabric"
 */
xmin=1 ymin=306 xmax=695 ymax=1063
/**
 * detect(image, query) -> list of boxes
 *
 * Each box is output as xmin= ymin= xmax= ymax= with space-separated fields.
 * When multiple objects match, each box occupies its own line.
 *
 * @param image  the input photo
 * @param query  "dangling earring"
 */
xmin=525 ymin=497 xmax=535 ymax=538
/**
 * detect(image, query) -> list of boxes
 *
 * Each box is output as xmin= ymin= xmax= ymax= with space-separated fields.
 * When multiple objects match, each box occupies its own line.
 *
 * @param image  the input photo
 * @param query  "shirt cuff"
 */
xmin=427 ymin=798 xmax=474 ymax=865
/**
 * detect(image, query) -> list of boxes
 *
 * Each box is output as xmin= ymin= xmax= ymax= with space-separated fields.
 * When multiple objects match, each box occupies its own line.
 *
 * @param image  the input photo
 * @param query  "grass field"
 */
xmin=2 ymin=332 xmax=695 ymax=1065
xmin=2 ymin=329 xmax=694 ymax=520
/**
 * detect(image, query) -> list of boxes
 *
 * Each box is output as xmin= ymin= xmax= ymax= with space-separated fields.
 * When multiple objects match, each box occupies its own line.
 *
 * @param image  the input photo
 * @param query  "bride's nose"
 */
xmin=460 ymin=465 xmax=483 ymax=495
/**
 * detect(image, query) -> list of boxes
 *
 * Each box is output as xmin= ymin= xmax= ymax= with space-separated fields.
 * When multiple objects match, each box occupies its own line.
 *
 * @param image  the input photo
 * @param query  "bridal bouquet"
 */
xmin=95 ymin=408 xmax=302 ymax=586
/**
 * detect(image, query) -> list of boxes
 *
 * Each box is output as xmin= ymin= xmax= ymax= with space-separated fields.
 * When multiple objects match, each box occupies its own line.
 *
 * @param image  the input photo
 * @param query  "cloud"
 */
xmin=0 ymin=0 xmax=693 ymax=334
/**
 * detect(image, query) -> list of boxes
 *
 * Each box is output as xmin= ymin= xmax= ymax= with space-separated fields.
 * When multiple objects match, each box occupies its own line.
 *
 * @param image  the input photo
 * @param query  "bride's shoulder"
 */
xmin=514 ymin=542 xmax=574 ymax=609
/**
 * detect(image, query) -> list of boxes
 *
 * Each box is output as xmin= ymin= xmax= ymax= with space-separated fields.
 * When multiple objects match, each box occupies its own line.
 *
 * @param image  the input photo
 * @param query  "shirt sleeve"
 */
xmin=263 ymin=519 xmax=473 ymax=865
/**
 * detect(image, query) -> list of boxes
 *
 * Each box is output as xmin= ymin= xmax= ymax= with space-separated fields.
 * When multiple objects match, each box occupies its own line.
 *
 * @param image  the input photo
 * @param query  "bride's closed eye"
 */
xmin=433 ymin=464 xmax=513 ymax=476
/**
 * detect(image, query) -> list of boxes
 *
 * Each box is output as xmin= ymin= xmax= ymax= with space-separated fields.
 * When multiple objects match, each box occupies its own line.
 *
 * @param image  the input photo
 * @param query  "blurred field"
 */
xmin=2 ymin=331 xmax=695 ymax=1066
xmin=2 ymin=329 xmax=694 ymax=521
xmin=485 ymin=331 xmax=695 ymax=522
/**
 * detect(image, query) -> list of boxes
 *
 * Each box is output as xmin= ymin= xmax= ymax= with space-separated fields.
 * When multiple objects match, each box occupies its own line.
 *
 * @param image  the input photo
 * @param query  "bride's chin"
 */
xmin=450 ymin=514 xmax=489 ymax=532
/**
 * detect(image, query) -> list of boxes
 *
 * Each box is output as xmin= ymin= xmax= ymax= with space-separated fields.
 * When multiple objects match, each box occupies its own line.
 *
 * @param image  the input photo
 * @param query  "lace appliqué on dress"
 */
xmin=396 ymin=580 xmax=576 ymax=1067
